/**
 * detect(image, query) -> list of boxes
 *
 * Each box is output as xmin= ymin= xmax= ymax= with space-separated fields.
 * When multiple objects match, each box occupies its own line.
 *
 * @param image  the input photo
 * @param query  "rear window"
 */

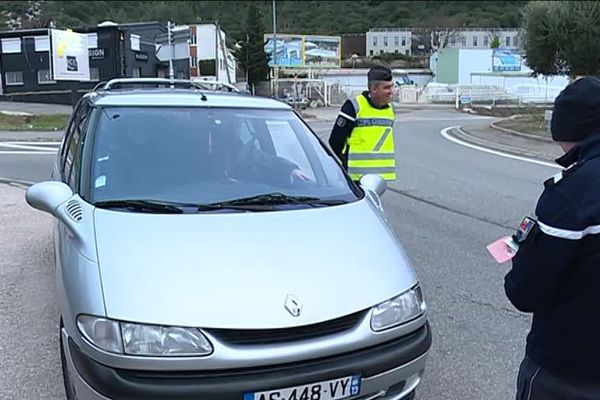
xmin=89 ymin=107 xmax=356 ymax=205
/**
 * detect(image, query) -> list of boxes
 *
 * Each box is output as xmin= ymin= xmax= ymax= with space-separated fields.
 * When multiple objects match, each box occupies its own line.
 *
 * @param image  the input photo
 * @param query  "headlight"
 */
xmin=121 ymin=323 xmax=212 ymax=356
xmin=77 ymin=316 xmax=213 ymax=356
xmin=371 ymin=285 xmax=427 ymax=332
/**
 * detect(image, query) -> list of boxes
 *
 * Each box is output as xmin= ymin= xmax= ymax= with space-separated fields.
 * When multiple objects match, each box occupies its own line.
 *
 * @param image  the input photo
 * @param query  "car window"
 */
xmin=70 ymin=103 xmax=92 ymax=190
xmin=90 ymin=107 xmax=356 ymax=207
xmin=62 ymin=101 xmax=90 ymax=188
xmin=60 ymin=104 xmax=81 ymax=177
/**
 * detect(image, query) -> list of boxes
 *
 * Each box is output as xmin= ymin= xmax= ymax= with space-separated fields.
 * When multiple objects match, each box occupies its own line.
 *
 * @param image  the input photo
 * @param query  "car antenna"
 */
xmin=200 ymin=92 xmax=208 ymax=101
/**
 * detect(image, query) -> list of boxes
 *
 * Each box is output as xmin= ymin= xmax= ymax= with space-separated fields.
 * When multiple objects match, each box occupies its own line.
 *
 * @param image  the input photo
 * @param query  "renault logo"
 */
xmin=284 ymin=294 xmax=302 ymax=317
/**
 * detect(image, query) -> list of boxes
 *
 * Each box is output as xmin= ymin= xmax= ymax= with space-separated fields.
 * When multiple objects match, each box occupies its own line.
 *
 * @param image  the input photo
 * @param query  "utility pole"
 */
xmin=217 ymin=20 xmax=232 ymax=84
xmin=168 ymin=21 xmax=174 ymax=80
xmin=246 ymin=33 xmax=249 ymax=89
xmin=214 ymin=21 xmax=219 ymax=81
xmin=272 ymin=0 xmax=278 ymax=97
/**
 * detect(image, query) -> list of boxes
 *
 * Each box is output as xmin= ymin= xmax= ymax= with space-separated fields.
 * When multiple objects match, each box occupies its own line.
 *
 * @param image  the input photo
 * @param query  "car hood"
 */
xmin=94 ymin=198 xmax=417 ymax=329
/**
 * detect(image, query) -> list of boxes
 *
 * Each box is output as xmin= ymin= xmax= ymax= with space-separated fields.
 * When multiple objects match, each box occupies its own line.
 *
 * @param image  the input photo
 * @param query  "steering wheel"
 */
xmin=290 ymin=171 xmax=317 ymax=188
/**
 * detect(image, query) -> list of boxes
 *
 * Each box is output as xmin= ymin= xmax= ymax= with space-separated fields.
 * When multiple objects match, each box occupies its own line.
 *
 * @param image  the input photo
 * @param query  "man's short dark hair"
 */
xmin=368 ymin=66 xmax=393 ymax=90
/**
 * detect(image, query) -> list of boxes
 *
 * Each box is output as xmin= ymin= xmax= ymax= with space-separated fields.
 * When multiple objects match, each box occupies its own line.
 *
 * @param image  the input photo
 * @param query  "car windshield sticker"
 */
xmin=95 ymin=175 xmax=107 ymax=188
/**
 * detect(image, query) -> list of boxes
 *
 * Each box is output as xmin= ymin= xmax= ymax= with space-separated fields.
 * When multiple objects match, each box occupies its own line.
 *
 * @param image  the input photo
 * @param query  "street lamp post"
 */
xmin=272 ymin=0 xmax=278 ymax=97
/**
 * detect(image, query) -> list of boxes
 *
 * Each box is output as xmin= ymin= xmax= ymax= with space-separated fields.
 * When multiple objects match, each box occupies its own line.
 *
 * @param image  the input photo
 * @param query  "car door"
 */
xmin=55 ymin=99 xmax=93 ymax=295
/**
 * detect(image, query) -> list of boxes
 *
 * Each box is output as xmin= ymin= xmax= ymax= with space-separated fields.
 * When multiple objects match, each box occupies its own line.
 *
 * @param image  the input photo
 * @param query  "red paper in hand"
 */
xmin=486 ymin=236 xmax=518 ymax=264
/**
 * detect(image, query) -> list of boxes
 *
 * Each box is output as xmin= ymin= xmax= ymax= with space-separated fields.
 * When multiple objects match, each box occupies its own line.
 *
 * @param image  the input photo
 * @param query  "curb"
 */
xmin=0 ymin=177 xmax=34 ymax=189
xmin=490 ymin=117 xmax=554 ymax=143
xmin=452 ymin=126 xmax=557 ymax=162
xmin=302 ymin=115 xmax=336 ymax=123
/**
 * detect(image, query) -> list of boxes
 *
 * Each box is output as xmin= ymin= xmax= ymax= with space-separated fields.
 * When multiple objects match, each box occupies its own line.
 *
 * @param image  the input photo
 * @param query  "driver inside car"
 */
xmin=209 ymin=117 xmax=310 ymax=186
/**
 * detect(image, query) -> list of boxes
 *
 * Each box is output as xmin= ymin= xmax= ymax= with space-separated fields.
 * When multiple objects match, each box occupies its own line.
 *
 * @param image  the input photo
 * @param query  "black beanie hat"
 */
xmin=551 ymin=76 xmax=600 ymax=142
xmin=367 ymin=66 xmax=393 ymax=82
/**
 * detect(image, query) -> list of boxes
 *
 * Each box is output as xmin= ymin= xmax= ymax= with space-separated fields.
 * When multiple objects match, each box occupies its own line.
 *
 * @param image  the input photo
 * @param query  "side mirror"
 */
xmin=25 ymin=181 xmax=73 ymax=217
xmin=360 ymin=174 xmax=387 ymax=197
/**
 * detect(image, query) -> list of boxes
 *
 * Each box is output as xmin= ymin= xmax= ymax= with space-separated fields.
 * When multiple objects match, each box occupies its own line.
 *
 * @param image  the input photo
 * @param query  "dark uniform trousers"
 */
xmin=517 ymin=356 xmax=600 ymax=400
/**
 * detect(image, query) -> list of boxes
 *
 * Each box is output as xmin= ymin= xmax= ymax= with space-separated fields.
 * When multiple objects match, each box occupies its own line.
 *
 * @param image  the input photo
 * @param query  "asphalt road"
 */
xmin=0 ymin=140 xmax=60 ymax=183
xmin=0 ymin=107 xmax=560 ymax=400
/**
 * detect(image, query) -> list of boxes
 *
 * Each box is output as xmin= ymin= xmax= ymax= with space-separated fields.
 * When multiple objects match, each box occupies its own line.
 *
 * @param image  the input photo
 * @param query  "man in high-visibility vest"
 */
xmin=328 ymin=66 xmax=396 ymax=182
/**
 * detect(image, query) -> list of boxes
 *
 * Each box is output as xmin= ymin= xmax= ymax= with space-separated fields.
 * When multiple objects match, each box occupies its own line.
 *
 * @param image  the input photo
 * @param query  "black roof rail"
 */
xmin=93 ymin=78 xmax=240 ymax=93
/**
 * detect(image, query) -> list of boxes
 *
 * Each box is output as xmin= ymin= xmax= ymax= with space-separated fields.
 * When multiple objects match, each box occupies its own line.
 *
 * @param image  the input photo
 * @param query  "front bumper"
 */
xmin=64 ymin=322 xmax=431 ymax=400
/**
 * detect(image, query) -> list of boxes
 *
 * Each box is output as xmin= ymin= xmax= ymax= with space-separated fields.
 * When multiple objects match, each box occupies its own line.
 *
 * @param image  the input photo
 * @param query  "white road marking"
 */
xmin=0 ymin=151 xmax=57 ymax=155
xmin=2 ymin=141 xmax=59 ymax=145
xmin=0 ymin=143 xmax=57 ymax=151
xmin=440 ymin=126 xmax=562 ymax=169
xmin=0 ymin=141 xmax=59 ymax=154
xmin=399 ymin=116 xmax=495 ymax=122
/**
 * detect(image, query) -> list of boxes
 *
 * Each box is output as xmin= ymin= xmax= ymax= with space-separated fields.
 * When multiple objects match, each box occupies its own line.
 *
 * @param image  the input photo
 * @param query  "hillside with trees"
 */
xmin=1 ymin=0 xmax=527 ymax=42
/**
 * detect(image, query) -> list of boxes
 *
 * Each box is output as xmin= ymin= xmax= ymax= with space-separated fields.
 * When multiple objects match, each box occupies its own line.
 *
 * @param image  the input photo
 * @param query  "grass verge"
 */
xmin=0 ymin=113 xmax=70 ymax=131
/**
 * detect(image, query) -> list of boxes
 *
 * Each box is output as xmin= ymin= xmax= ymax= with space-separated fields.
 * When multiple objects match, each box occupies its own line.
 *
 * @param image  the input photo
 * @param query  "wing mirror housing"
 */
xmin=25 ymin=181 xmax=73 ymax=217
xmin=360 ymin=174 xmax=387 ymax=197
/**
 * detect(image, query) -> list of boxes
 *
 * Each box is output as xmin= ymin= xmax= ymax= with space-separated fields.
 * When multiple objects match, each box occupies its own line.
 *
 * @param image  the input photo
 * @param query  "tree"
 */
xmin=232 ymin=2 xmax=270 ymax=89
xmin=0 ymin=1 xmax=44 ymax=29
xmin=490 ymin=36 xmax=501 ymax=49
xmin=429 ymin=28 xmax=463 ymax=51
xmin=414 ymin=15 xmax=463 ymax=52
xmin=523 ymin=1 xmax=600 ymax=77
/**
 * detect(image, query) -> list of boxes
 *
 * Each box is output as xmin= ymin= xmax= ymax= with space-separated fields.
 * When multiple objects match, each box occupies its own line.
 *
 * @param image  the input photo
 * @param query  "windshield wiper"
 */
xmin=211 ymin=193 xmax=349 ymax=207
xmin=96 ymin=199 xmax=272 ymax=213
xmin=94 ymin=199 xmax=187 ymax=214
xmin=95 ymin=195 xmax=347 ymax=214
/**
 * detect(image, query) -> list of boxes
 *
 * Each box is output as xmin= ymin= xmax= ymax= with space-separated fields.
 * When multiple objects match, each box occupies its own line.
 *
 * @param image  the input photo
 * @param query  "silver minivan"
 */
xmin=26 ymin=79 xmax=431 ymax=400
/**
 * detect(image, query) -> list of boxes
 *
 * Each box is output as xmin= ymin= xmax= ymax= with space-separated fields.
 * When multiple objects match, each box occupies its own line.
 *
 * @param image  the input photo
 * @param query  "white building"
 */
xmin=443 ymin=28 xmax=521 ymax=50
xmin=367 ymin=28 xmax=413 ymax=56
xmin=367 ymin=28 xmax=522 ymax=56
xmin=187 ymin=23 xmax=236 ymax=84
xmin=433 ymin=47 xmax=569 ymax=103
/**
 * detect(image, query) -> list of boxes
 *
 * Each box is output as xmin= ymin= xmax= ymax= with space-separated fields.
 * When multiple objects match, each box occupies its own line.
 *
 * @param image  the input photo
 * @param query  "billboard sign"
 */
xmin=50 ymin=29 xmax=90 ymax=81
xmin=492 ymin=48 xmax=523 ymax=72
xmin=264 ymin=34 xmax=340 ymax=68
xmin=265 ymin=34 xmax=303 ymax=67
xmin=303 ymin=35 xmax=340 ymax=68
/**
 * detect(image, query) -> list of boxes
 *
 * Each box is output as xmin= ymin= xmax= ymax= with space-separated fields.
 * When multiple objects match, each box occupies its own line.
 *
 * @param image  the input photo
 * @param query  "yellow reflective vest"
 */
xmin=346 ymin=94 xmax=396 ymax=181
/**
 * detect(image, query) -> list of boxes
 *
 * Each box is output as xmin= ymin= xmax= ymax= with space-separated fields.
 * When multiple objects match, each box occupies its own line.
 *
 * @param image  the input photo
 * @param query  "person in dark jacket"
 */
xmin=504 ymin=76 xmax=600 ymax=399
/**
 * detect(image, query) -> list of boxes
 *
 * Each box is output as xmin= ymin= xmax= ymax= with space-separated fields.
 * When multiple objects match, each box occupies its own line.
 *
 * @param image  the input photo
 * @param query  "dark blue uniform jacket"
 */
xmin=505 ymin=134 xmax=600 ymax=382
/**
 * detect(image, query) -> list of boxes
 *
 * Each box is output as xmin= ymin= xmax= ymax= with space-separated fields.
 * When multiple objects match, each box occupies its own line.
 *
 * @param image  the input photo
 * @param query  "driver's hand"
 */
xmin=291 ymin=169 xmax=310 ymax=182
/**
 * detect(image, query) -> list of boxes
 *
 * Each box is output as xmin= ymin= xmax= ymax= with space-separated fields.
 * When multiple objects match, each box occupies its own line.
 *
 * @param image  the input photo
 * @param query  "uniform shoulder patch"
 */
xmin=336 ymin=116 xmax=347 ymax=127
xmin=544 ymin=171 xmax=564 ymax=188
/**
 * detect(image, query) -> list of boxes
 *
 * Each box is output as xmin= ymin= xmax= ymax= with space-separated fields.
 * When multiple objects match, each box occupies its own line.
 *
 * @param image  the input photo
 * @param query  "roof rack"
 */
xmin=93 ymin=78 xmax=240 ymax=93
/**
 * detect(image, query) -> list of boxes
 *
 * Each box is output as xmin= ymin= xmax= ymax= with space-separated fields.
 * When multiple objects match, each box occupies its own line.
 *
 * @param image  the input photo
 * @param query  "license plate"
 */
xmin=244 ymin=374 xmax=362 ymax=400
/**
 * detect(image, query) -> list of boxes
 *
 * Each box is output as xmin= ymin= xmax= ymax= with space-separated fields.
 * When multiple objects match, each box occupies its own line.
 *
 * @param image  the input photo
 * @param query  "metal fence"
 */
xmin=318 ymin=81 xmax=423 ymax=106
xmin=422 ymin=83 xmax=560 ymax=107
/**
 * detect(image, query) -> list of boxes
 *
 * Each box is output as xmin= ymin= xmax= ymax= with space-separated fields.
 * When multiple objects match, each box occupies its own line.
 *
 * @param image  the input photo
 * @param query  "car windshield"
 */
xmin=89 ymin=107 xmax=358 ymax=208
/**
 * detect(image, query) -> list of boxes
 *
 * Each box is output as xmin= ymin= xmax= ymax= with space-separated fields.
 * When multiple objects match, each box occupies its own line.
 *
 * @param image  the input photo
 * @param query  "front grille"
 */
xmin=207 ymin=311 xmax=366 ymax=345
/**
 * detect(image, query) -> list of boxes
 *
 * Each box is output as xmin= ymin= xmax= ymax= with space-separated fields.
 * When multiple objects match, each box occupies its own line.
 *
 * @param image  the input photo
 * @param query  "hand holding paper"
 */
xmin=486 ymin=236 xmax=518 ymax=264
